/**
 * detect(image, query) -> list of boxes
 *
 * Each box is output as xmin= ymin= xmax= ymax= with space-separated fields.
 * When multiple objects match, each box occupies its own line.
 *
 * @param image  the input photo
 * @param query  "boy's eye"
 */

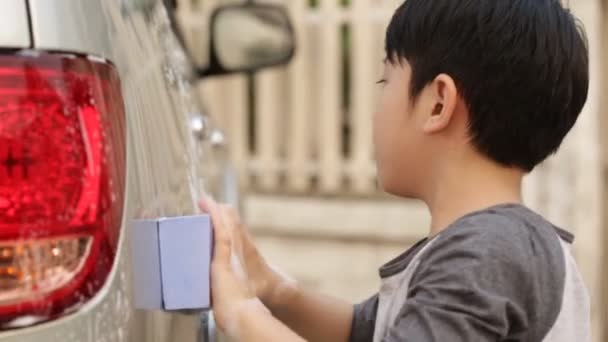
xmin=376 ymin=79 xmax=387 ymax=85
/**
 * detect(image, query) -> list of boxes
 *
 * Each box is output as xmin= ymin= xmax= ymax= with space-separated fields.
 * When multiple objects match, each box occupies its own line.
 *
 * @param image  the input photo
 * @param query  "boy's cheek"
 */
xmin=372 ymin=117 xmax=400 ymax=187
xmin=372 ymin=111 xmax=391 ymax=165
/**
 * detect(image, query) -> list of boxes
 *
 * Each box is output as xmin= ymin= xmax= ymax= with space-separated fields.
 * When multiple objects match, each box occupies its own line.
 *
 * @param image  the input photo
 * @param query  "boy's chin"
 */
xmin=377 ymin=175 xmax=420 ymax=199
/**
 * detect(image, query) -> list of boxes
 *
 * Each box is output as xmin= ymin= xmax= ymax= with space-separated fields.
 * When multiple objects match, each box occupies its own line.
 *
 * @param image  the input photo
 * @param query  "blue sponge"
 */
xmin=129 ymin=215 xmax=213 ymax=311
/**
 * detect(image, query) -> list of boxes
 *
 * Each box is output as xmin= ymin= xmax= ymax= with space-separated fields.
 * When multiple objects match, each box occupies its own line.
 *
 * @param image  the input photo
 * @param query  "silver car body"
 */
xmin=0 ymin=0 xmax=231 ymax=341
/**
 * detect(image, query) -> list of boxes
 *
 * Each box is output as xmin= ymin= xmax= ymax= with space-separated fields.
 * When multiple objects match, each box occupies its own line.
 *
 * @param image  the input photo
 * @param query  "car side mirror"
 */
xmin=199 ymin=3 xmax=295 ymax=77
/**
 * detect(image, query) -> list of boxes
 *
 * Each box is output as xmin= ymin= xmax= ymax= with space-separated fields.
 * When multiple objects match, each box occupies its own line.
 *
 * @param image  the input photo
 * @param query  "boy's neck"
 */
xmin=424 ymin=158 xmax=525 ymax=237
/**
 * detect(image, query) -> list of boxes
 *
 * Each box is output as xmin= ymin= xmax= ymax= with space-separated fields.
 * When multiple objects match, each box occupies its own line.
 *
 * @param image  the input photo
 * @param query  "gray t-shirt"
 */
xmin=349 ymin=204 xmax=591 ymax=342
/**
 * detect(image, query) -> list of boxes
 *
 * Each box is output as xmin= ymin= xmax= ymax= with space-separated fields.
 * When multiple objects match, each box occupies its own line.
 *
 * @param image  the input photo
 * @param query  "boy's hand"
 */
xmin=202 ymin=199 xmax=315 ymax=342
xmin=199 ymin=198 xmax=293 ymax=310
xmin=201 ymin=198 xmax=353 ymax=342
xmin=201 ymin=197 xmax=270 ymax=337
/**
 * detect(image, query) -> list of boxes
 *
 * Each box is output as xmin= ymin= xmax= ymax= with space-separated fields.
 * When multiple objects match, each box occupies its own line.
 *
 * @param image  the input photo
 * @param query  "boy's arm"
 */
xmin=264 ymin=282 xmax=354 ymax=342
xmin=223 ymin=281 xmax=355 ymax=342
xmin=230 ymin=295 xmax=352 ymax=342
xmin=203 ymin=199 xmax=355 ymax=342
xmin=225 ymin=299 xmax=307 ymax=342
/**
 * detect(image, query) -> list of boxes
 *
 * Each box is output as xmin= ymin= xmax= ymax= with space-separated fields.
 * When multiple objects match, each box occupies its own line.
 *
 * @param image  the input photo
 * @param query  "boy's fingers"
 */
xmin=198 ymin=196 xmax=214 ymax=214
xmin=220 ymin=205 xmax=241 ymax=232
xmin=224 ymin=206 xmax=243 ymax=227
xmin=199 ymin=197 xmax=232 ymax=266
xmin=220 ymin=206 xmax=258 ymax=259
xmin=219 ymin=205 xmax=246 ymax=263
xmin=208 ymin=201 xmax=232 ymax=267
xmin=223 ymin=205 xmax=255 ymax=245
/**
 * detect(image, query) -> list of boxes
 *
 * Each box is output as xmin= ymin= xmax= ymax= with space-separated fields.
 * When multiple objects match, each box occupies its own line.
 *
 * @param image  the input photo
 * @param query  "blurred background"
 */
xmin=178 ymin=0 xmax=606 ymax=340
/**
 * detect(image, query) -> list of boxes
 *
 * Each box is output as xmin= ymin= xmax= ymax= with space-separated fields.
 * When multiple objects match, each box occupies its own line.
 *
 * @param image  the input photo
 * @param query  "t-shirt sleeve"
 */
xmin=349 ymin=293 xmax=379 ymax=342
xmin=383 ymin=222 xmax=534 ymax=342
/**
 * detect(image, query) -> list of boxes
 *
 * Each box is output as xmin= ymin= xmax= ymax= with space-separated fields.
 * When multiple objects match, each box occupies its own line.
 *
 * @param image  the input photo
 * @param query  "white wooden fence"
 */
xmin=178 ymin=0 xmax=401 ymax=195
xmin=177 ymin=1 xmax=607 ymax=340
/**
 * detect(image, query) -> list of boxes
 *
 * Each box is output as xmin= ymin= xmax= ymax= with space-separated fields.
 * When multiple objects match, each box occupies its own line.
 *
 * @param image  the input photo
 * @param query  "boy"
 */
xmin=202 ymin=0 xmax=591 ymax=341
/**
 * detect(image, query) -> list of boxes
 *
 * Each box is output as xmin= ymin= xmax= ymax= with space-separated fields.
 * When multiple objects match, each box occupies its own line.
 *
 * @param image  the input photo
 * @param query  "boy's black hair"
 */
xmin=386 ymin=0 xmax=589 ymax=171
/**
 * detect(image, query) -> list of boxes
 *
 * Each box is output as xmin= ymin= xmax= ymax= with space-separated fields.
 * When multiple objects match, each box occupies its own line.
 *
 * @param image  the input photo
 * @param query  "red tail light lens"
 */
xmin=0 ymin=52 xmax=126 ymax=327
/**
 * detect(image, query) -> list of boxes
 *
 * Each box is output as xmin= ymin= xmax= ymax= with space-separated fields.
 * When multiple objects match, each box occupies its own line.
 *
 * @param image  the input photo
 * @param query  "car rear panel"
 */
xmin=0 ymin=0 xmax=214 ymax=341
xmin=0 ymin=0 xmax=30 ymax=48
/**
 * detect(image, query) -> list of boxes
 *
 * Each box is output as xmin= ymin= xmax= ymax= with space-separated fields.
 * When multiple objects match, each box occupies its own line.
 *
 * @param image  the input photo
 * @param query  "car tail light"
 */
xmin=0 ymin=52 xmax=126 ymax=327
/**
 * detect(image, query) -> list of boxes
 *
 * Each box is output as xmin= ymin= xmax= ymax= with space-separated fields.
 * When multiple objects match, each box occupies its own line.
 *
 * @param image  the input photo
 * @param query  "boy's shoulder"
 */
xmin=352 ymin=204 xmax=589 ymax=342
xmin=372 ymin=204 xmax=585 ymax=341
xmin=380 ymin=204 xmax=571 ymax=286
xmin=428 ymin=203 xmax=573 ymax=260
xmin=417 ymin=203 xmax=571 ymax=282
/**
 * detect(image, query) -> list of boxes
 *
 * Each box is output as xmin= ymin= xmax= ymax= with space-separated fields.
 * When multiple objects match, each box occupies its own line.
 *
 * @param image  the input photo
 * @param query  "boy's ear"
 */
xmin=422 ymin=74 xmax=458 ymax=134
